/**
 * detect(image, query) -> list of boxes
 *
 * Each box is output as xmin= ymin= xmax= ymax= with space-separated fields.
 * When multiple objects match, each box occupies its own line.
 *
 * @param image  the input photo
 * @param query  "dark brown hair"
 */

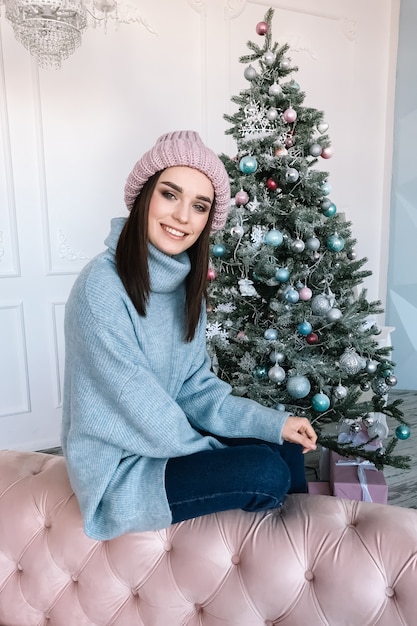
xmin=115 ymin=171 xmax=215 ymax=341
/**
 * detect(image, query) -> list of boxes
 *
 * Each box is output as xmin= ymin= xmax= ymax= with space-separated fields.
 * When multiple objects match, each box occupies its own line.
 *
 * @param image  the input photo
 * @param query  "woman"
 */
xmin=62 ymin=130 xmax=317 ymax=541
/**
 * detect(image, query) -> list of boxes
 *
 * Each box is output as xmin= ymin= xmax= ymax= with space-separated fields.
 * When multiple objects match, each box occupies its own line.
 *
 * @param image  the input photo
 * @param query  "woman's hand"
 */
xmin=282 ymin=416 xmax=318 ymax=454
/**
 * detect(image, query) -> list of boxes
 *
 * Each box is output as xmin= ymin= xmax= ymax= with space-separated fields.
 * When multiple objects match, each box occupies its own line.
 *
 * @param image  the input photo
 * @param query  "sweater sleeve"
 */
xmin=176 ymin=313 xmax=290 ymax=444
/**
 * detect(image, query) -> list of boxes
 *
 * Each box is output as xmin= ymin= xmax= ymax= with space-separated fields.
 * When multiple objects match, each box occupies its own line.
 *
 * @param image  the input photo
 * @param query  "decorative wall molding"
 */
xmin=225 ymin=0 xmax=247 ymax=19
xmin=51 ymin=302 xmax=65 ymax=408
xmin=57 ymin=229 xmax=89 ymax=262
xmin=0 ymin=303 xmax=31 ymax=417
xmin=0 ymin=20 xmax=21 ymax=278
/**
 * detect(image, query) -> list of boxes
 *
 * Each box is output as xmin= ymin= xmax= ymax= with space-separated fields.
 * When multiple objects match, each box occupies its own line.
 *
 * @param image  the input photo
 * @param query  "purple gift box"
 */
xmin=329 ymin=452 xmax=388 ymax=504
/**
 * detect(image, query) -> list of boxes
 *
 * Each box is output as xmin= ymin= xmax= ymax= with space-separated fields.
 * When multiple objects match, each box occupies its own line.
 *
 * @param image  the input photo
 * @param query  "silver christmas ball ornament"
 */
xmin=339 ymin=348 xmax=363 ymax=375
xmin=306 ymin=237 xmax=320 ymax=251
xmin=268 ymin=365 xmax=286 ymax=383
xmin=350 ymin=422 xmax=361 ymax=435
xmin=385 ymin=374 xmax=398 ymax=386
xmin=363 ymin=414 xmax=375 ymax=427
xmin=269 ymin=350 xmax=285 ymax=364
xmin=311 ymin=294 xmax=331 ymax=315
xmin=291 ymin=238 xmax=305 ymax=253
xmin=333 ymin=384 xmax=348 ymax=400
xmin=326 ymin=308 xmax=342 ymax=322
xmin=244 ymin=65 xmax=257 ymax=80
xmin=371 ymin=378 xmax=389 ymax=396
xmin=365 ymin=360 xmax=378 ymax=374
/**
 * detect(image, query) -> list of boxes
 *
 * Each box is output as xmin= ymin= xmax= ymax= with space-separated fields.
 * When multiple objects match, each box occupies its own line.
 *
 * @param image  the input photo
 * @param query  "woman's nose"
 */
xmin=173 ymin=203 xmax=188 ymax=224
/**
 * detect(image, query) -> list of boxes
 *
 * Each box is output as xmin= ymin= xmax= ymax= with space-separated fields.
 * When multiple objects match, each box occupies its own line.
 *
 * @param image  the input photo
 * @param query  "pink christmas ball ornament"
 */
xmin=235 ymin=190 xmax=249 ymax=205
xmin=283 ymin=108 xmax=297 ymax=123
xmin=299 ymin=286 xmax=313 ymax=301
xmin=256 ymin=21 xmax=269 ymax=35
xmin=207 ymin=268 xmax=217 ymax=281
xmin=321 ymin=146 xmax=334 ymax=159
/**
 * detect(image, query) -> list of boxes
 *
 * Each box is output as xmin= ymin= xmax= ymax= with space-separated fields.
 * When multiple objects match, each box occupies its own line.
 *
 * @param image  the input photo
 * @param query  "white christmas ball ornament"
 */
xmin=231 ymin=225 xmax=244 ymax=238
xmin=263 ymin=50 xmax=276 ymax=66
xmin=267 ymin=107 xmax=279 ymax=121
xmin=269 ymin=82 xmax=282 ymax=97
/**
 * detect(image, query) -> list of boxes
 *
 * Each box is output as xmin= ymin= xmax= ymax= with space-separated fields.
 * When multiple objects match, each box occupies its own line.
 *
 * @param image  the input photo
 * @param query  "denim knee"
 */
xmin=241 ymin=444 xmax=291 ymax=511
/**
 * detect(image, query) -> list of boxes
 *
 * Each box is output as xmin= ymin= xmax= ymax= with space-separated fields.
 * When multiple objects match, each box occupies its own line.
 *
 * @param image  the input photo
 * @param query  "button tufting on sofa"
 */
xmin=1 ymin=449 xmax=417 ymax=625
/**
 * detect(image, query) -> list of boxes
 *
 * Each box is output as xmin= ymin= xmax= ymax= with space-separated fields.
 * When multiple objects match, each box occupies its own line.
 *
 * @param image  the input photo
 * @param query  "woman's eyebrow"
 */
xmin=159 ymin=180 xmax=213 ymax=204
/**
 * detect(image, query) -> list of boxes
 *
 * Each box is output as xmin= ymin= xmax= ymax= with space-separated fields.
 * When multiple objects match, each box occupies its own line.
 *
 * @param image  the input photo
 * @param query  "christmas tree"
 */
xmin=207 ymin=8 xmax=410 ymax=470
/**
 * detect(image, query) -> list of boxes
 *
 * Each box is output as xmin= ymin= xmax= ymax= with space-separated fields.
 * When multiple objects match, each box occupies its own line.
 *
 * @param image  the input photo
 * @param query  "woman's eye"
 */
xmin=194 ymin=204 xmax=209 ymax=213
xmin=162 ymin=190 xmax=176 ymax=200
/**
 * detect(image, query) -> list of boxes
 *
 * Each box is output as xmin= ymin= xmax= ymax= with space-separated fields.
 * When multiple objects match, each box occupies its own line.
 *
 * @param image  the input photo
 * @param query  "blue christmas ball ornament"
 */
xmin=321 ymin=198 xmax=332 ymax=210
xmin=321 ymin=181 xmax=332 ymax=196
xmin=285 ymin=287 xmax=300 ymax=303
xmin=275 ymin=403 xmax=286 ymax=411
xmin=264 ymin=229 xmax=283 ymax=247
xmin=239 ymin=155 xmax=258 ymax=174
xmin=323 ymin=202 xmax=337 ymax=217
xmin=297 ymin=321 xmax=313 ymax=336
xmin=287 ymin=375 xmax=311 ymax=399
xmin=275 ymin=267 xmax=290 ymax=283
xmin=264 ymin=328 xmax=279 ymax=341
xmin=327 ymin=234 xmax=345 ymax=252
xmin=312 ymin=392 xmax=330 ymax=412
xmin=253 ymin=365 xmax=269 ymax=380
xmin=395 ymin=424 xmax=411 ymax=440
xmin=212 ymin=243 xmax=227 ymax=258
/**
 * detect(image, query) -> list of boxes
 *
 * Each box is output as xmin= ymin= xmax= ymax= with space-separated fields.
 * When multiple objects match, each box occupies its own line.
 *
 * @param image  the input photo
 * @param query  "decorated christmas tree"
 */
xmin=207 ymin=8 xmax=410 ymax=470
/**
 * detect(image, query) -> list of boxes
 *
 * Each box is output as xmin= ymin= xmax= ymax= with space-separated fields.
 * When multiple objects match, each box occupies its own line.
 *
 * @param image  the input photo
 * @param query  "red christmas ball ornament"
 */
xmin=207 ymin=267 xmax=217 ymax=281
xmin=266 ymin=178 xmax=278 ymax=191
xmin=321 ymin=146 xmax=334 ymax=159
xmin=306 ymin=332 xmax=319 ymax=345
xmin=285 ymin=136 xmax=294 ymax=148
xmin=256 ymin=21 xmax=269 ymax=35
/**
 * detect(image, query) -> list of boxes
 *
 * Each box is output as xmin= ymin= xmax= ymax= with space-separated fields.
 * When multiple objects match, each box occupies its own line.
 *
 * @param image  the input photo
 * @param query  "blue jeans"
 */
xmin=165 ymin=437 xmax=307 ymax=524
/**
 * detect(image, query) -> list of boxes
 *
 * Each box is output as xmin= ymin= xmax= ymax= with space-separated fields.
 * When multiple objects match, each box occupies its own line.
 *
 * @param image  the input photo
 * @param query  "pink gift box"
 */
xmin=329 ymin=452 xmax=388 ymax=504
xmin=308 ymin=481 xmax=331 ymax=496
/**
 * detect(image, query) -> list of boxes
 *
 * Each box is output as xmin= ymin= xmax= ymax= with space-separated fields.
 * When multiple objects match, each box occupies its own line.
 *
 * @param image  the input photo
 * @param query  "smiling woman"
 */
xmin=147 ymin=167 xmax=214 ymax=255
xmin=61 ymin=130 xmax=317 ymax=542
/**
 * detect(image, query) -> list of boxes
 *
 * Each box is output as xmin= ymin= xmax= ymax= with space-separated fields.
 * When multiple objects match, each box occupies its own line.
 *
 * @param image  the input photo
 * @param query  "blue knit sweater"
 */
xmin=62 ymin=217 xmax=289 ymax=540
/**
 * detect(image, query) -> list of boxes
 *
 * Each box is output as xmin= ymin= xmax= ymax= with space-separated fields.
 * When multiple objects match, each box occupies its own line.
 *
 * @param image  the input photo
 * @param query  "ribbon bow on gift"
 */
xmin=336 ymin=458 xmax=378 ymax=502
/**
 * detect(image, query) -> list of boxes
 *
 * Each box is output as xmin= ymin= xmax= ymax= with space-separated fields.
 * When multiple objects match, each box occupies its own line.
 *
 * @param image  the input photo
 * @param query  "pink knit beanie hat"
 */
xmin=124 ymin=130 xmax=231 ymax=232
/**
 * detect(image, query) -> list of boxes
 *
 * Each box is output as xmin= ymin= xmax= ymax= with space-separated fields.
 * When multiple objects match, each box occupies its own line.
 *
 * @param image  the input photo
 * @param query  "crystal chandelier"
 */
xmin=2 ymin=0 xmax=139 ymax=70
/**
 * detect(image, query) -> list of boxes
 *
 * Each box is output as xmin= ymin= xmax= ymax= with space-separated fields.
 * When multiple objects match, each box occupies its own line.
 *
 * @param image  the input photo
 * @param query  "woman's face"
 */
xmin=147 ymin=166 xmax=214 ymax=255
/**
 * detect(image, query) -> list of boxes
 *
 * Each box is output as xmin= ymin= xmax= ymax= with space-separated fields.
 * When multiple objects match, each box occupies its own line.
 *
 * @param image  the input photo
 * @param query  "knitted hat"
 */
xmin=124 ymin=130 xmax=231 ymax=232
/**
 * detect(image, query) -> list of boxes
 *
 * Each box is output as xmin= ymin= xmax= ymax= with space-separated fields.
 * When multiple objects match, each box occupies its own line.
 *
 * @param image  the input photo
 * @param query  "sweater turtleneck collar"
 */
xmin=105 ymin=217 xmax=191 ymax=294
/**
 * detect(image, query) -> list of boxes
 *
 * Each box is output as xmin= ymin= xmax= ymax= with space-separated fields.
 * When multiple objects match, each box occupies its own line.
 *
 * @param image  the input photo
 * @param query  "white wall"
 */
xmin=386 ymin=0 xmax=417 ymax=390
xmin=0 ymin=0 xmax=400 ymax=449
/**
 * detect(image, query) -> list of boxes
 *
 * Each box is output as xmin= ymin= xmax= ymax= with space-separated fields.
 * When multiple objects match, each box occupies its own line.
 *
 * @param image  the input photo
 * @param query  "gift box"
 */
xmin=329 ymin=451 xmax=388 ymax=504
xmin=308 ymin=481 xmax=331 ymax=496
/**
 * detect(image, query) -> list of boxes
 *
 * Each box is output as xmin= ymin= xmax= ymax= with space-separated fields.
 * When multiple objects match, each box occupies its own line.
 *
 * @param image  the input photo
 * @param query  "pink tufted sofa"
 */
xmin=1 ymin=450 xmax=417 ymax=625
